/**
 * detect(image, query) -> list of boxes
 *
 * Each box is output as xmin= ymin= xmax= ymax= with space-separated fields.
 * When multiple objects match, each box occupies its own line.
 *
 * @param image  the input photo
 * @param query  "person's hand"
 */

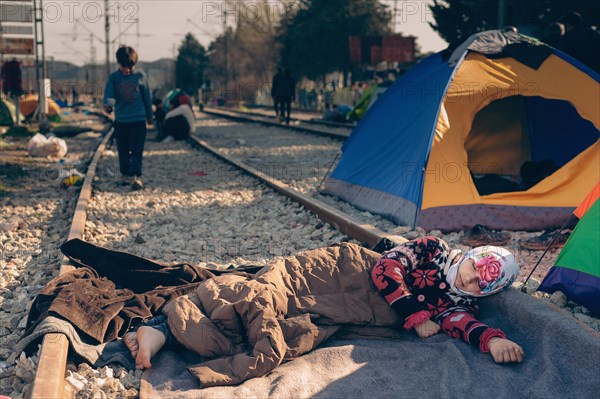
xmin=488 ymin=338 xmax=524 ymax=363
xmin=103 ymin=105 xmax=113 ymax=114
xmin=414 ymin=320 xmax=440 ymax=338
xmin=146 ymin=118 xmax=154 ymax=126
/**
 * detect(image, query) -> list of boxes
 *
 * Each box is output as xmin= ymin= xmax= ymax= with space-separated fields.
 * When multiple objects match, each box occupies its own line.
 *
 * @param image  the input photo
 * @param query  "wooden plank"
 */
xmin=188 ymin=136 xmax=404 ymax=248
xmin=30 ymin=129 xmax=114 ymax=399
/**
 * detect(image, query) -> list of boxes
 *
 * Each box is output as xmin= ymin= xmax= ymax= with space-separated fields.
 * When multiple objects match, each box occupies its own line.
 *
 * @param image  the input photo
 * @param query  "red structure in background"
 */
xmin=349 ymin=35 xmax=416 ymax=64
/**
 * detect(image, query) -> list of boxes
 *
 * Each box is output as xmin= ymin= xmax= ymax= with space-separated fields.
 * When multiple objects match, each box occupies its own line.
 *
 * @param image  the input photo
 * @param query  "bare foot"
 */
xmin=122 ymin=332 xmax=139 ymax=360
xmin=135 ymin=326 xmax=166 ymax=370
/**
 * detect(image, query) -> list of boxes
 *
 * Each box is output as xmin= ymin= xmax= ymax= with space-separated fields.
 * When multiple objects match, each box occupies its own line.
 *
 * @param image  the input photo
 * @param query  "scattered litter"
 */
xmin=461 ymin=224 xmax=510 ymax=246
xmin=0 ymin=217 xmax=25 ymax=232
xmin=134 ymin=234 xmax=146 ymax=244
xmin=57 ymin=169 xmax=84 ymax=188
xmin=190 ymin=171 xmax=208 ymax=177
xmin=27 ymin=133 xmax=67 ymax=158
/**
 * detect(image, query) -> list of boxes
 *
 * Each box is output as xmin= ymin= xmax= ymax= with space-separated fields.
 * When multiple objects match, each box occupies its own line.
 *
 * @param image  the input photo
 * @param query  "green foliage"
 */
xmin=278 ymin=0 xmax=392 ymax=80
xmin=429 ymin=0 xmax=600 ymax=46
xmin=429 ymin=0 xmax=497 ymax=45
xmin=176 ymin=34 xmax=208 ymax=95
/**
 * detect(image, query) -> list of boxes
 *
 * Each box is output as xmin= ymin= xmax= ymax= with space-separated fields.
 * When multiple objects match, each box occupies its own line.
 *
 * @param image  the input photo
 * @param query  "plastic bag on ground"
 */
xmin=27 ymin=133 xmax=68 ymax=157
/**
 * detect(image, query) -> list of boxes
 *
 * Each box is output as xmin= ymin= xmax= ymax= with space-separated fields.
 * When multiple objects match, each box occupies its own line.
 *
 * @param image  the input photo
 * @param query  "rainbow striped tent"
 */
xmin=539 ymin=183 xmax=600 ymax=314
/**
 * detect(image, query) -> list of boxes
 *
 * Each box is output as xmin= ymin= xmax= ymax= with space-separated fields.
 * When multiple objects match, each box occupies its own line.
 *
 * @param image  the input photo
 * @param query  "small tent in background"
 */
xmin=347 ymin=81 xmax=393 ymax=122
xmin=0 ymin=97 xmax=23 ymax=126
xmin=325 ymin=30 xmax=600 ymax=231
xmin=19 ymin=94 xmax=62 ymax=122
xmin=539 ymin=184 xmax=600 ymax=315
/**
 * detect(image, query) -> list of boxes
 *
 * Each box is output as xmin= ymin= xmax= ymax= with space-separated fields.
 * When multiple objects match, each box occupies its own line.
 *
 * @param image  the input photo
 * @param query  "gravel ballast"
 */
xmin=1 ymin=128 xmax=106 ymax=398
xmin=1 ymin=114 xmax=598 ymax=398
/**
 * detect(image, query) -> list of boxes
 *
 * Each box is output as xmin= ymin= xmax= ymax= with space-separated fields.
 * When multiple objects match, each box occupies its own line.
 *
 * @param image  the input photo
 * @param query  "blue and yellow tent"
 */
xmin=325 ymin=30 xmax=600 ymax=231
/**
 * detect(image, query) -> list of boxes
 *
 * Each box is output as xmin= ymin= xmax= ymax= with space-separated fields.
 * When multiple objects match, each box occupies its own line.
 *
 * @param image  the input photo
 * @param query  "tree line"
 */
xmin=174 ymin=0 xmax=600 ymax=101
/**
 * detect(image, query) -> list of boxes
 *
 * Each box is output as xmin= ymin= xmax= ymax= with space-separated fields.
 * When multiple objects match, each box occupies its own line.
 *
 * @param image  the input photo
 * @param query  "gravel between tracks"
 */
xmin=195 ymin=114 xmax=564 ymax=283
xmin=1 ymin=129 xmax=105 ymax=398
xmin=62 ymin=119 xmax=355 ymax=398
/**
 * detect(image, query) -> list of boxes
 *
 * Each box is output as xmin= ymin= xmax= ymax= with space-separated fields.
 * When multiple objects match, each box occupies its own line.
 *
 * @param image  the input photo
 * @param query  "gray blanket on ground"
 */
xmin=16 ymin=316 xmax=135 ymax=371
xmin=141 ymin=289 xmax=600 ymax=399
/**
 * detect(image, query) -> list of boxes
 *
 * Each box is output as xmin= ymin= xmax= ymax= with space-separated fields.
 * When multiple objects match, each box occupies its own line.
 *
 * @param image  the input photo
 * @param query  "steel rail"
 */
xmin=216 ymin=106 xmax=356 ymax=129
xmin=30 ymin=128 xmax=114 ymax=399
xmin=202 ymin=106 xmax=350 ymax=140
xmin=30 ymin=125 xmax=401 ymax=398
xmin=140 ymin=135 xmax=405 ymax=397
xmin=187 ymin=135 xmax=403 ymax=248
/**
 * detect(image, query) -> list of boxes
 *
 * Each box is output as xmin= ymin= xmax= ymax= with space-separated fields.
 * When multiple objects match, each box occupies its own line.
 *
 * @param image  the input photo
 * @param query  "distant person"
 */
xmin=541 ymin=22 xmax=565 ymax=48
xmin=299 ymin=87 xmax=307 ymax=109
xmin=279 ymin=68 xmax=295 ymax=124
xmin=163 ymin=95 xmax=195 ymax=141
xmin=152 ymin=97 xmax=166 ymax=141
xmin=103 ymin=45 xmax=153 ymax=191
xmin=72 ymin=87 xmax=79 ymax=105
xmin=560 ymin=12 xmax=600 ymax=73
xmin=1 ymin=58 xmax=23 ymax=96
xmin=322 ymin=103 xmax=349 ymax=123
xmin=271 ymin=67 xmax=284 ymax=123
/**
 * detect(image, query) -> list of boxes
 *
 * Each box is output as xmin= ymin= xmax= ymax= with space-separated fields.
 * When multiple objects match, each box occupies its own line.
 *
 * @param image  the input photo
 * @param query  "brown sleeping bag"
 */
xmin=162 ymin=242 xmax=401 ymax=387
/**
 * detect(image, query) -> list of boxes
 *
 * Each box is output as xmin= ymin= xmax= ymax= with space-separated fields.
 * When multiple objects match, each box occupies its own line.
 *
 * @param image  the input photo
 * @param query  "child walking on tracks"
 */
xmin=103 ymin=45 xmax=153 ymax=190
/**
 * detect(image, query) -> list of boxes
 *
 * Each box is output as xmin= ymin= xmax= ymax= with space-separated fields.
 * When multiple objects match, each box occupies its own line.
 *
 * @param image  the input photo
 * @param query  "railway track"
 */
xmin=30 ymin=128 xmax=115 ymax=399
xmin=202 ymin=106 xmax=351 ymax=140
xmin=29 ymin=115 xmax=403 ymax=398
xmin=217 ymin=106 xmax=356 ymax=129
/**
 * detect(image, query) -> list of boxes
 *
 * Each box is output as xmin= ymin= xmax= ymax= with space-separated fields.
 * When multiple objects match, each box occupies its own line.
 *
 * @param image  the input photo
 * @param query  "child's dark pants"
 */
xmin=114 ymin=121 xmax=147 ymax=177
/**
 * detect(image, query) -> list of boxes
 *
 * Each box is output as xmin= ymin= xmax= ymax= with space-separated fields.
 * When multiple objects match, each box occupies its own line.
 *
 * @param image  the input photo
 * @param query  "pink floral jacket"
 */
xmin=371 ymin=236 xmax=505 ymax=352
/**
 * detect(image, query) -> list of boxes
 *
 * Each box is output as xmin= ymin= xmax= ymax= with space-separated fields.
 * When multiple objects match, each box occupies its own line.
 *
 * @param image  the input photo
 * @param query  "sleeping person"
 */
xmin=122 ymin=236 xmax=522 ymax=387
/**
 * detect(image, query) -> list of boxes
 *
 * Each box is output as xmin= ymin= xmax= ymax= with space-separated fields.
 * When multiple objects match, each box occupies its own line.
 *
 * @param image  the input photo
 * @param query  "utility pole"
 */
xmin=105 ymin=0 xmax=110 ymax=79
xmin=223 ymin=11 xmax=228 ymax=94
xmin=393 ymin=0 xmax=399 ymax=33
xmin=32 ymin=0 xmax=47 ymax=123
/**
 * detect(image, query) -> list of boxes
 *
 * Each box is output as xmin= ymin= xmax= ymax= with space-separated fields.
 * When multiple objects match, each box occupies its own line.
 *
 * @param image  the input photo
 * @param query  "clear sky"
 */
xmin=39 ymin=0 xmax=448 ymax=66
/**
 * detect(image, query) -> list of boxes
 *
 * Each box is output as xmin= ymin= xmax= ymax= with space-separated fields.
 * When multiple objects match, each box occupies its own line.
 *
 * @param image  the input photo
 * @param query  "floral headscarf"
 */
xmin=445 ymin=246 xmax=520 ymax=298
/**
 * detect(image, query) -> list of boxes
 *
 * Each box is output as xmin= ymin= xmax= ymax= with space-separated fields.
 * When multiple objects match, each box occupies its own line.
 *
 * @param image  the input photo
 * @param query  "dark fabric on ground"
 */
xmin=142 ymin=288 xmax=600 ymax=398
xmin=60 ymin=238 xmax=216 ymax=293
xmin=23 ymin=266 xmax=202 ymax=344
xmin=164 ymin=114 xmax=190 ymax=140
xmin=24 ymin=239 xmax=259 ymax=344
xmin=52 ymin=125 xmax=94 ymax=138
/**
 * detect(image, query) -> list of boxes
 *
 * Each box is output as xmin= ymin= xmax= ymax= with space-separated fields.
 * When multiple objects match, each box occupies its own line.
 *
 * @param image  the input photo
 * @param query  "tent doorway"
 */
xmin=466 ymin=95 xmax=599 ymax=196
